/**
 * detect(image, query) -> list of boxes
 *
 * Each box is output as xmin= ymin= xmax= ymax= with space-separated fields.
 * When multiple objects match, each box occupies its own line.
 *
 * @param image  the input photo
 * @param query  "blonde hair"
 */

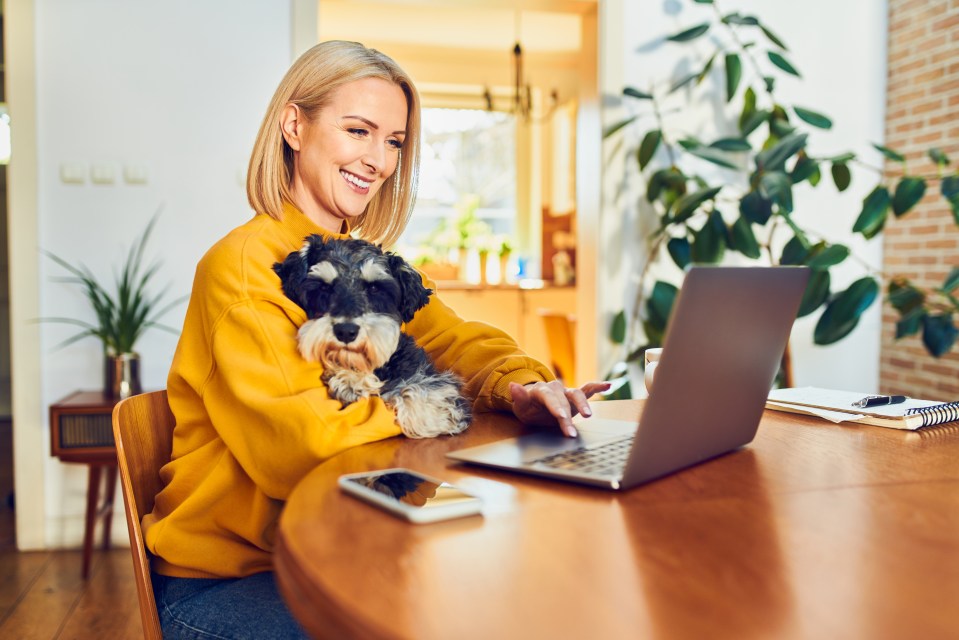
xmin=247 ymin=40 xmax=421 ymax=247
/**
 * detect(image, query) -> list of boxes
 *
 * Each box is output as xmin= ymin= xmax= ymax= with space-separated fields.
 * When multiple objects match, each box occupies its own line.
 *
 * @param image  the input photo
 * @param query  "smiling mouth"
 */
xmin=340 ymin=170 xmax=371 ymax=192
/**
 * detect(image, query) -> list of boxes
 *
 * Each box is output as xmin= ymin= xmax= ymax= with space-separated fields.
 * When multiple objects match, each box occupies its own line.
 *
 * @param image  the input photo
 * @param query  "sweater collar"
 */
xmin=278 ymin=201 xmax=352 ymax=248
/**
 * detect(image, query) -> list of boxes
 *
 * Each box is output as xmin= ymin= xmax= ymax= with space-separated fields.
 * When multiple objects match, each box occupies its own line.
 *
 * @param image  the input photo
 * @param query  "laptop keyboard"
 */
xmin=532 ymin=435 xmax=634 ymax=477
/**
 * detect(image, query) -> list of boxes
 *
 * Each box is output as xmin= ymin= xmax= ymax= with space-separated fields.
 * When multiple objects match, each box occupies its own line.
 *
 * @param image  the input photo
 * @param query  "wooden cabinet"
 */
xmin=434 ymin=285 xmax=576 ymax=375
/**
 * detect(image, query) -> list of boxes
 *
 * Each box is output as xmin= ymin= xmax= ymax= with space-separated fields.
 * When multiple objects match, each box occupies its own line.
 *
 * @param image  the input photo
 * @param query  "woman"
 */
xmin=146 ymin=40 xmax=608 ymax=639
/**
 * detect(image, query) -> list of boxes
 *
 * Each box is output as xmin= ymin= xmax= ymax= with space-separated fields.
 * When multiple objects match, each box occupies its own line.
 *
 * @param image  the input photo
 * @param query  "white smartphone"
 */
xmin=338 ymin=468 xmax=483 ymax=523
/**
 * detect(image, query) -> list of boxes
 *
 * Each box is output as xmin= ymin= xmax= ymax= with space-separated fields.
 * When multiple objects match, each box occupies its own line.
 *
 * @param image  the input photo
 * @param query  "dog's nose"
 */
xmin=333 ymin=322 xmax=360 ymax=344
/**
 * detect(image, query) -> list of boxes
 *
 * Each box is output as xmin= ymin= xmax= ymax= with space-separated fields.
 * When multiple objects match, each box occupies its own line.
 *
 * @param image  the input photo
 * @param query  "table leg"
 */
xmin=101 ymin=464 xmax=118 ymax=551
xmin=82 ymin=464 xmax=102 ymax=580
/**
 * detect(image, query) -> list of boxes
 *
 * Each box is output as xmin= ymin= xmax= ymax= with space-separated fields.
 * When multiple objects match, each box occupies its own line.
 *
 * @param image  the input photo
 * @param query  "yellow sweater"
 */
xmin=145 ymin=204 xmax=553 ymax=578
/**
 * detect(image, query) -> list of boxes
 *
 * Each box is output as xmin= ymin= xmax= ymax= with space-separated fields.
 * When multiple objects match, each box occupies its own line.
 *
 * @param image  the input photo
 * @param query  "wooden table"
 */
xmin=49 ymin=390 xmax=121 ymax=579
xmin=275 ymin=400 xmax=959 ymax=640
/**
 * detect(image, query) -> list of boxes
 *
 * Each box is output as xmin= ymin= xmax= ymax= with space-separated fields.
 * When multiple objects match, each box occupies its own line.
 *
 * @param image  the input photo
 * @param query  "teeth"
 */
xmin=341 ymin=171 xmax=371 ymax=189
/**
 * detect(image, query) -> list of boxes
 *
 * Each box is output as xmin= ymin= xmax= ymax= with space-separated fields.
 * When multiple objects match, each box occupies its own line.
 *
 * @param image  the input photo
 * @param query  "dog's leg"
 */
xmin=382 ymin=371 xmax=472 ymax=438
xmin=323 ymin=369 xmax=384 ymax=406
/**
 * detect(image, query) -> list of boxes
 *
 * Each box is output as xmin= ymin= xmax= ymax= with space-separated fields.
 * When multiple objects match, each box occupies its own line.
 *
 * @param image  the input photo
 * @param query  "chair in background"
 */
xmin=538 ymin=310 xmax=576 ymax=385
xmin=112 ymin=390 xmax=174 ymax=640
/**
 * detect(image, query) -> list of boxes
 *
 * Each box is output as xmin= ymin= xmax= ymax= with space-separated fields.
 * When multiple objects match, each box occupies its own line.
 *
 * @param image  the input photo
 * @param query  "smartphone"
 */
xmin=338 ymin=468 xmax=483 ymax=523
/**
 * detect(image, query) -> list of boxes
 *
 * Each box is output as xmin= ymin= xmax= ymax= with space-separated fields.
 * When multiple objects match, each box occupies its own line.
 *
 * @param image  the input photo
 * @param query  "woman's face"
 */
xmin=283 ymin=77 xmax=408 ymax=231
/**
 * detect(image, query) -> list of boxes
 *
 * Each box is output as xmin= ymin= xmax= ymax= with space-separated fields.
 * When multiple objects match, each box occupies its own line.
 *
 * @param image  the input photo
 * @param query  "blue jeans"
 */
xmin=151 ymin=572 xmax=310 ymax=639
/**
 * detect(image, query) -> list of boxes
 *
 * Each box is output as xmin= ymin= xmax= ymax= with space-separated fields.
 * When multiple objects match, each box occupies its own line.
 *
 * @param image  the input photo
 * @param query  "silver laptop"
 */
xmin=447 ymin=266 xmax=810 ymax=490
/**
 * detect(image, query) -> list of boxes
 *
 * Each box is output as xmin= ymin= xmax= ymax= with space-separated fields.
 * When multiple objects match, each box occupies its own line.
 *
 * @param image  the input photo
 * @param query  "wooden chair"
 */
xmin=112 ymin=390 xmax=174 ymax=640
xmin=538 ymin=310 xmax=577 ymax=385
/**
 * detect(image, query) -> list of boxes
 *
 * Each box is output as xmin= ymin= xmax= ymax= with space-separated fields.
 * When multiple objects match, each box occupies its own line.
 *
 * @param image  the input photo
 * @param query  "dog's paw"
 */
xmin=384 ymin=376 xmax=472 ymax=439
xmin=323 ymin=369 xmax=384 ymax=405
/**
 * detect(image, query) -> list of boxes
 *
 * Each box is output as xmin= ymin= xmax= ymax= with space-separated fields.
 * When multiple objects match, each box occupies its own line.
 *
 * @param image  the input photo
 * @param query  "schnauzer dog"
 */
xmin=273 ymin=235 xmax=471 ymax=439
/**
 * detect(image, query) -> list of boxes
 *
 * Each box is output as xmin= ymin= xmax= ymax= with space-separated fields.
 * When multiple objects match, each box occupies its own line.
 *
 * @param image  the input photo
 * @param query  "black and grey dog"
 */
xmin=273 ymin=235 xmax=471 ymax=439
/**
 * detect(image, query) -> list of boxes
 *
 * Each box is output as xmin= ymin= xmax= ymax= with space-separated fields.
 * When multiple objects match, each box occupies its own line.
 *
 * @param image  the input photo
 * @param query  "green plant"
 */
xmin=42 ymin=212 xmax=184 ymax=355
xmin=604 ymin=0 xmax=959 ymax=393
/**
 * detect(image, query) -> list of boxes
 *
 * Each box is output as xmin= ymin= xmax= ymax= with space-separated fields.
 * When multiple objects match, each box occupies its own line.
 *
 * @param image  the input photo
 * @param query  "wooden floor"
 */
xmin=0 ymin=419 xmax=144 ymax=639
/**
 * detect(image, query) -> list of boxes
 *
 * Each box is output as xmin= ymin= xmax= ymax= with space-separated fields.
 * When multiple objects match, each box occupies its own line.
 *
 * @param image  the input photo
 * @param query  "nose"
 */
xmin=361 ymin=142 xmax=386 ymax=174
xmin=333 ymin=322 xmax=360 ymax=344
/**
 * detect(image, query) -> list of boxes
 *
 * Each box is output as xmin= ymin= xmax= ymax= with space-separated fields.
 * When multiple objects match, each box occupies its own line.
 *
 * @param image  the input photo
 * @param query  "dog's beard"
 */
xmin=297 ymin=314 xmax=401 ymax=373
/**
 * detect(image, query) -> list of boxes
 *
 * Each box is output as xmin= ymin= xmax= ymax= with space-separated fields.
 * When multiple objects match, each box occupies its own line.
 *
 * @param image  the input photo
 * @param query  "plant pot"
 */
xmin=105 ymin=353 xmax=142 ymax=400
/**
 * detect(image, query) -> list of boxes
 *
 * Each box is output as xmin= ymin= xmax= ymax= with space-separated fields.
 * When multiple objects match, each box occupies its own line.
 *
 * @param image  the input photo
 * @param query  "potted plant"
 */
xmin=42 ymin=212 xmax=185 ymax=398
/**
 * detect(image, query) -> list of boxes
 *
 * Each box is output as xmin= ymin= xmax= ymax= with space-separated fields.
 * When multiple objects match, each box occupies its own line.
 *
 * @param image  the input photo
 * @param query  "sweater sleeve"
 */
xmin=404 ymin=274 xmax=556 ymax=413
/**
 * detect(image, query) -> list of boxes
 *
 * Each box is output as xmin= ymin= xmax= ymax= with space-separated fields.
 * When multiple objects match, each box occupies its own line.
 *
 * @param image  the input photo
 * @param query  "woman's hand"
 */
xmin=509 ymin=380 xmax=612 ymax=438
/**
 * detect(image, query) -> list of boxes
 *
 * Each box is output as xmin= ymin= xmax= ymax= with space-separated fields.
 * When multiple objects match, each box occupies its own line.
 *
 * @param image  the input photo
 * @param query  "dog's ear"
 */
xmin=273 ymin=251 xmax=308 ymax=305
xmin=387 ymin=253 xmax=432 ymax=323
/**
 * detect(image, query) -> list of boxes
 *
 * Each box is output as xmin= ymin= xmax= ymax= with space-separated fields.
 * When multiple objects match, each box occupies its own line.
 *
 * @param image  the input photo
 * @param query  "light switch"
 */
xmin=123 ymin=164 xmax=149 ymax=184
xmin=60 ymin=162 xmax=86 ymax=184
xmin=90 ymin=163 xmax=116 ymax=184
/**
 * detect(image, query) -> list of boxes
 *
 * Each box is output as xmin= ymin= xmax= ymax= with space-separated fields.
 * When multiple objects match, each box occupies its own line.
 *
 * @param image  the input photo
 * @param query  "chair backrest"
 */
xmin=538 ymin=309 xmax=576 ymax=384
xmin=112 ymin=390 xmax=175 ymax=640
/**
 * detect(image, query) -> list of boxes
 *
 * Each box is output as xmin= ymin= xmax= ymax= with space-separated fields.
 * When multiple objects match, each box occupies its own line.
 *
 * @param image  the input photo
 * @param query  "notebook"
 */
xmin=766 ymin=387 xmax=959 ymax=430
xmin=446 ymin=265 xmax=811 ymax=490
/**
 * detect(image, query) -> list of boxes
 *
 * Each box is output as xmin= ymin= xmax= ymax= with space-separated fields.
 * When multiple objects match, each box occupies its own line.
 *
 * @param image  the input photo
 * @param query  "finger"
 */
xmin=581 ymin=381 xmax=613 ymax=398
xmin=564 ymin=386 xmax=592 ymax=418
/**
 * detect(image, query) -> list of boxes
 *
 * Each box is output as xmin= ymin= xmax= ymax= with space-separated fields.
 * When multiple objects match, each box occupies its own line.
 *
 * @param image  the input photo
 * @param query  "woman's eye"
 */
xmin=347 ymin=128 xmax=369 ymax=137
xmin=387 ymin=139 xmax=403 ymax=150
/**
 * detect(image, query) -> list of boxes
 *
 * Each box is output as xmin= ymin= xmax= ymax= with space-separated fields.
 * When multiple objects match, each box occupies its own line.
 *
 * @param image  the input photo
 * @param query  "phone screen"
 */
xmin=343 ymin=470 xmax=476 ymax=510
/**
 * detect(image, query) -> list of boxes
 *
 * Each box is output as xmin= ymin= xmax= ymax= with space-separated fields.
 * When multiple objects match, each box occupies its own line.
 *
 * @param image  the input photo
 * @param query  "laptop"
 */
xmin=446 ymin=266 xmax=811 ymax=490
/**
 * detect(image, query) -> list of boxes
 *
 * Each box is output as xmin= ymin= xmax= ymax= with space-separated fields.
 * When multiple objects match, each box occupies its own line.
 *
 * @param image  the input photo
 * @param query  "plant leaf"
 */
xmin=831 ymin=162 xmax=852 ymax=192
xmin=806 ymin=244 xmax=850 ymax=269
xmin=759 ymin=24 xmax=788 ymax=50
xmin=722 ymin=12 xmax=759 ymax=26
xmin=760 ymin=171 xmax=794 ymax=213
xmin=943 ymin=267 xmax=959 ymax=294
xmin=756 ymin=132 xmax=807 ymax=171
xmin=941 ymin=174 xmax=959 ymax=224
xmin=922 ymin=314 xmax=958 ymax=357
xmin=690 ymin=210 xmax=727 ymax=263
xmin=794 ymin=106 xmax=832 ymax=129
xmin=668 ymin=23 xmax=711 ymax=42
xmin=798 ymin=270 xmax=830 ymax=317
xmin=638 ymin=129 xmax=662 ymax=170
xmin=729 ymin=217 xmax=761 ymax=259
xmin=710 ymin=137 xmax=751 ymax=152
xmin=666 ymin=237 xmax=692 ymax=269
xmin=896 ymin=307 xmax=926 ymax=338
xmin=780 ymin=235 xmax=810 ymax=265
xmin=669 ymin=71 xmax=701 ymax=94
xmin=768 ymin=51 xmax=800 ymax=77
xmin=725 ymin=53 xmax=742 ymax=102
xmin=623 ymin=86 xmax=653 ymax=100
xmin=813 ymin=277 xmax=879 ymax=345
xmin=610 ymin=310 xmax=627 ymax=344
xmin=684 ymin=144 xmax=740 ymax=170
xmin=929 ymin=148 xmax=950 ymax=166
xmin=603 ymin=115 xmax=636 ymax=139
xmin=647 ymin=280 xmax=679 ymax=334
xmin=892 ymin=176 xmax=927 ymax=216
xmin=873 ymin=143 xmax=906 ymax=163
xmin=739 ymin=190 xmax=773 ymax=225
xmin=888 ymin=278 xmax=926 ymax=313
xmin=853 ymin=186 xmax=890 ymax=239
xmin=671 ymin=185 xmax=723 ymax=223
xmin=790 ymin=154 xmax=819 ymax=184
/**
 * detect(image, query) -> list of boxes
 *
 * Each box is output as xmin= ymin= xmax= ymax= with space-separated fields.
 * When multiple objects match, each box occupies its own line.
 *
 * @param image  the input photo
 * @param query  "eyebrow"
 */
xmin=342 ymin=115 xmax=406 ymax=136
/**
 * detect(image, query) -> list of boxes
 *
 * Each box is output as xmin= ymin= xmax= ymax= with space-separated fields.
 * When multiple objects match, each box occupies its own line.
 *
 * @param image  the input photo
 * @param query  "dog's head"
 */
xmin=273 ymin=235 xmax=432 ymax=373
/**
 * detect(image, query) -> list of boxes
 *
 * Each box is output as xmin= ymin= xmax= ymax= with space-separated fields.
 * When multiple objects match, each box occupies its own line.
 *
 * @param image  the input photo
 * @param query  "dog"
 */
xmin=273 ymin=235 xmax=471 ymax=439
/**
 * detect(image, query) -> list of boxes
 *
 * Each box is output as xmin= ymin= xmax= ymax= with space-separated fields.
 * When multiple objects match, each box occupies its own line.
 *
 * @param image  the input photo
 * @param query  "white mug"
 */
xmin=644 ymin=348 xmax=663 ymax=393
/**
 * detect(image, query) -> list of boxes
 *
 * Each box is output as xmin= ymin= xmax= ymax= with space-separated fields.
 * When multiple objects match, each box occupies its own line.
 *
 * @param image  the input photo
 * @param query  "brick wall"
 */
xmin=881 ymin=0 xmax=959 ymax=398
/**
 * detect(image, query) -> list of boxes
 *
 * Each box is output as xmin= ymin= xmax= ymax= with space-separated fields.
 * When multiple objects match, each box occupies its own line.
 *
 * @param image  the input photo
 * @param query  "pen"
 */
xmin=853 ymin=395 xmax=908 ymax=408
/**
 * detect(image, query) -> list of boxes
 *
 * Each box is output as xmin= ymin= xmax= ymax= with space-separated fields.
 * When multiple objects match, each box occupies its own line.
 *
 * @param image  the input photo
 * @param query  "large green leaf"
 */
xmin=888 ymin=278 xmax=925 ymax=314
xmin=780 ymin=235 xmax=810 ymax=265
xmin=710 ymin=137 xmax=751 ymax=151
xmin=943 ymin=267 xmax=959 ymax=294
xmin=741 ymin=109 xmax=770 ymax=137
xmin=690 ymin=210 xmax=727 ymax=263
xmin=814 ymin=277 xmax=880 ymax=344
xmin=668 ymin=23 xmax=711 ymax=42
xmin=790 ymin=154 xmax=819 ymax=184
xmin=671 ymin=185 xmax=723 ymax=223
xmin=760 ymin=171 xmax=793 ymax=213
xmin=638 ymin=129 xmax=662 ymax=170
xmin=853 ymin=186 xmax=890 ymax=239
xmin=647 ymin=280 xmax=679 ymax=333
xmin=896 ymin=307 xmax=925 ymax=338
xmin=725 ymin=53 xmax=742 ymax=102
xmin=646 ymin=167 xmax=686 ymax=204
xmin=768 ymin=51 xmax=800 ymax=77
xmin=794 ymin=106 xmax=832 ymax=129
xmin=831 ymin=162 xmax=852 ymax=192
xmin=929 ymin=148 xmax=950 ymax=167
xmin=603 ymin=116 xmax=636 ymax=139
xmin=806 ymin=244 xmax=850 ymax=269
xmin=892 ymin=176 xmax=927 ymax=216
xmin=623 ymin=86 xmax=653 ymax=100
xmin=666 ymin=237 xmax=692 ymax=269
xmin=873 ymin=143 xmax=906 ymax=163
xmin=610 ymin=310 xmax=627 ymax=344
xmin=756 ymin=132 xmax=807 ymax=171
xmin=740 ymin=190 xmax=773 ymax=225
xmin=722 ymin=12 xmax=758 ymax=26
xmin=798 ymin=270 xmax=830 ymax=317
xmin=729 ymin=217 xmax=761 ymax=258
xmin=683 ymin=143 xmax=740 ymax=170
xmin=759 ymin=23 xmax=788 ymax=50
xmin=942 ymin=174 xmax=959 ymax=224
xmin=922 ymin=314 xmax=958 ymax=357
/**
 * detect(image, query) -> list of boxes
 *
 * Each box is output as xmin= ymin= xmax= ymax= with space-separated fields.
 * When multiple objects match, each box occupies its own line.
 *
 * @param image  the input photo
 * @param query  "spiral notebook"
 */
xmin=766 ymin=387 xmax=959 ymax=431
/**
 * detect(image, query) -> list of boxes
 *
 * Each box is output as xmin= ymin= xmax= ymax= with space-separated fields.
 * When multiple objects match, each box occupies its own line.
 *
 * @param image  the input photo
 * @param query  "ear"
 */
xmin=273 ymin=250 xmax=308 ymax=305
xmin=387 ymin=253 xmax=432 ymax=323
xmin=280 ymin=103 xmax=302 ymax=151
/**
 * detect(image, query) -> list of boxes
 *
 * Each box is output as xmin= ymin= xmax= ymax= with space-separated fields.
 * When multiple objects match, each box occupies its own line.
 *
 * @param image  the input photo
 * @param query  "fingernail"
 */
xmin=582 ymin=406 xmax=592 ymax=417
xmin=568 ymin=426 xmax=578 ymax=438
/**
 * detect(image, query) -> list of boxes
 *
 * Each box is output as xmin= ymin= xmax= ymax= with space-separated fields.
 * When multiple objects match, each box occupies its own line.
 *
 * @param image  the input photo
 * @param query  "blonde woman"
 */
xmin=145 ymin=40 xmax=608 ymax=638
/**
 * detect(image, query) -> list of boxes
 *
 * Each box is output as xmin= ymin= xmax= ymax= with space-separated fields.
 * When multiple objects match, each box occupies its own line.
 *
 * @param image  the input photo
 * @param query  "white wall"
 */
xmin=598 ymin=0 xmax=887 ymax=392
xmin=14 ymin=0 xmax=294 ymax=548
